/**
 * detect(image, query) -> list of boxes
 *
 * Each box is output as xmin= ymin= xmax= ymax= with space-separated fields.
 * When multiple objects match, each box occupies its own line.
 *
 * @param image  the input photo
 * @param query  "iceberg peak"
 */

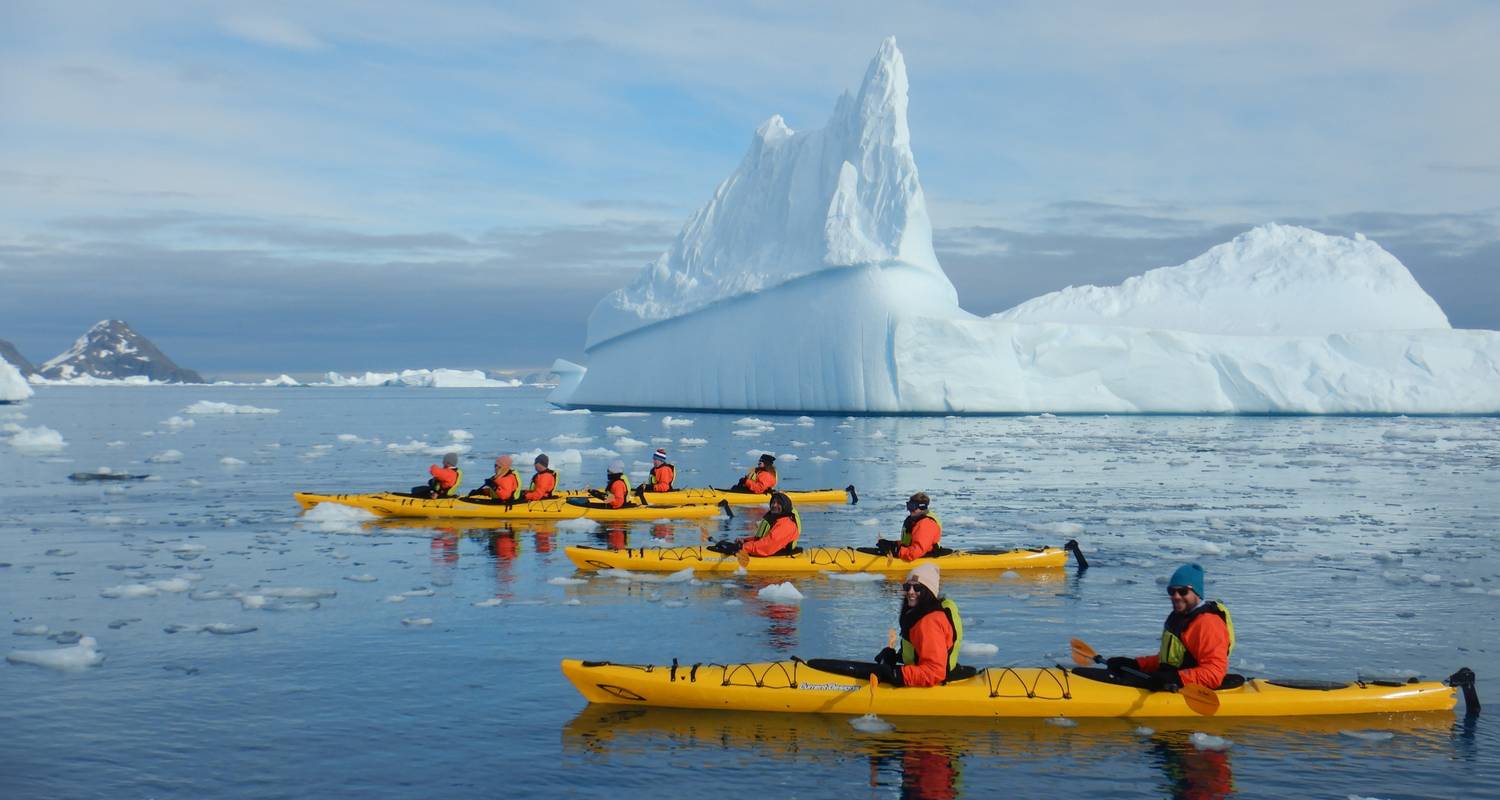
xmin=585 ymin=37 xmax=954 ymax=349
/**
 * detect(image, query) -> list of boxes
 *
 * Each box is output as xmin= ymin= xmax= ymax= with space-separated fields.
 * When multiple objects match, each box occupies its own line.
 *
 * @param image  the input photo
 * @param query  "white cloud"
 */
xmin=221 ymin=15 xmax=324 ymax=51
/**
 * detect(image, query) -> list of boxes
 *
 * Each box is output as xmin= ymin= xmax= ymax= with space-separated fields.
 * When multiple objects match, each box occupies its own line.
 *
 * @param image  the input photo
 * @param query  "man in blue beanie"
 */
xmin=1106 ymin=563 xmax=1235 ymax=690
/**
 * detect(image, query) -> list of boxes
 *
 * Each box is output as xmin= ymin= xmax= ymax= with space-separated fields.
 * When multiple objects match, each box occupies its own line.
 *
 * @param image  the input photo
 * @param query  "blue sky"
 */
xmin=2 ymin=1 xmax=1497 ymax=377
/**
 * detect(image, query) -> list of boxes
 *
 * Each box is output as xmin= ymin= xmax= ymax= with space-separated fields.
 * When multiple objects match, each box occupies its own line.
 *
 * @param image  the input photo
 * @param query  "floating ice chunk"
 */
xmin=857 ymin=518 xmax=880 ymax=526
xmin=605 ymin=425 xmax=630 ymax=436
xmin=1135 ymin=726 xmax=1155 ymax=737
xmin=344 ymin=574 xmax=378 ymax=583
xmin=949 ymin=516 xmax=979 ymax=526
xmin=386 ymin=440 xmax=432 ymax=455
xmin=796 ymin=416 xmax=815 ymax=426
xmin=302 ymin=502 xmax=378 ymax=533
xmin=14 ymin=625 xmax=49 ymax=636
xmin=185 ymin=401 xmax=278 ymax=415
xmin=147 ymin=449 xmax=184 ymax=463
xmin=615 ymin=436 xmax=647 ymax=449
xmin=473 ymin=598 xmax=503 ymax=607
xmin=825 ymin=572 xmax=884 ymax=582
xmin=101 ymin=583 xmax=158 ymax=598
xmin=1045 ymin=717 xmax=1077 ymax=728
xmin=384 ymin=594 xmax=407 ymax=603
xmin=336 ymin=433 xmax=363 ymax=443
xmin=10 ymin=426 xmax=66 ymax=454
xmin=1340 ymin=730 xmax=1395 ymax=742
xmin=401 ymin=618 xmax=433 ymax=626
xmin=662 ymin=416 xmax=695 ymax=427
xmin=724 ymin=598 xmax=744 ymax=606
xmin=960 ymin=642 xmax=999 ymax=657
xmin=1418 ymin=573 xmax=1442 ymax=585
xmin=152 ymin=578 xmax=192 ymax=593
xmin=6 ymin=636 xmax=104 ymax=670
xmin=735 ymin=417 xmax=773 ymax=426
xmin=757 ymin=582 xmax=804 ymax=603
xmin=259 ymin=587 xmax=336 ymax=599
xmin=401 ymin=588 xmax=435 ymax=597
xmin=678 ymin=437 xmax=708 ymax=446
xmin=555 ymin=518 xmax=600 ymax=531
xmin=448 ymin=429 xmax=473 ymax=442
xmin=220 ymin=457 xmax=246 ymax=467
xmin=548 ymin=576 xmax=588 ymax=586
xmin=1190 ymin=732 xmax=1232 ymax=751
xmin=582 ymin=447 xmax=620 ymax=457
xmin=810 ymin=455 xmax=832 ymax=463
xmin=514 ymin=448 xmax=582 ymax=465
xmin=732 ymin=428 xmax=770 ymax=437
xmin=849 ymin=713 xmax=895 ymax=733
xmin=552 ymin=434 xmax=593 ymax=445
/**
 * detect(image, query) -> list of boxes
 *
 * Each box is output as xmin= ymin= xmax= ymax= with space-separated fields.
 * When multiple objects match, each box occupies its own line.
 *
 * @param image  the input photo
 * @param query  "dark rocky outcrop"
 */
xmin=39 ymin=320 xmax=204 ymax=383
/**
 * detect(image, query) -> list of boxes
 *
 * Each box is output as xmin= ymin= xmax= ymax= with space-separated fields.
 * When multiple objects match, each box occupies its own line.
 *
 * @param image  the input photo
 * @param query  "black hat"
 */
xmin=759 ymin=453 xmax=775 ymax=465
xmin=534 ymin=453 xmax=549 ymax=467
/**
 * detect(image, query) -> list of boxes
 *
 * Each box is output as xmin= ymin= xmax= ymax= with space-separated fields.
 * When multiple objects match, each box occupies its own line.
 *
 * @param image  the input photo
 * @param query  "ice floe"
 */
xmin=6 ymin=636 xmax=104 ymax=671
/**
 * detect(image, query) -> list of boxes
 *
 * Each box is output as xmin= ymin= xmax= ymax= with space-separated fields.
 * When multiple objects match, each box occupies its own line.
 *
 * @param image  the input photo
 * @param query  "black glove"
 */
xmin=875 ymin=539 xmax=897 ymax=556
xmin=874 ymin=647 xmax=899 ymax=667
xmin=1106 ymin=656 xmax=1140 ymax=674
xmin=1146 ymin=666 xmax=1181 ymax=692
xmin=707 ymin=539 xmax=742 ymax=555
xmin=588 ymin=489 xmax=606 ymax=500
xmin=873 ymin=663 xmax=903 ymax=686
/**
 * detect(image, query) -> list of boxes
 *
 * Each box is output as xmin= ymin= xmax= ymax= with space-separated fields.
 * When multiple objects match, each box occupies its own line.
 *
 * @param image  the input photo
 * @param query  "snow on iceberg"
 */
xmin=550 ymin=37 xmax=1500 ymax=415
xmin=1 ymin=355 xmax=33 ymax=402
xmin=318 ymin=369 xmax=521 ymax=388
xmin=185 ymin=400 xmax=279 ymax=415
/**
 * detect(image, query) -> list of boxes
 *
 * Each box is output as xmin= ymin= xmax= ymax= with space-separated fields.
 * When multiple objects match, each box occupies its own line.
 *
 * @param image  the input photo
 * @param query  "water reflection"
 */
xmin=1149 ymin=736 xmax=1232 ymax=800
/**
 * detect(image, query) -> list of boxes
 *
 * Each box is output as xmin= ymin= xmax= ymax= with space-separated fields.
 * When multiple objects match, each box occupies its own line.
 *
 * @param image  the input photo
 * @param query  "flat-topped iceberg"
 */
xmin=551 ymin=38 xmax=1500 ymax=414
xmin=0 ymin=355 xmax=31 ymax=402
xmin=318 ymin=369 xmax=521 ymax=388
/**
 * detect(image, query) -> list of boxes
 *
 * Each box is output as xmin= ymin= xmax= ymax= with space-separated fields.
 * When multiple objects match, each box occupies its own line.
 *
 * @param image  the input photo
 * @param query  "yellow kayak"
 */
xmin=564 ymin=542 xmax=1077 ymax=573
xmin=293 ymin=492 xmax=727 ymax=521
xmin=561 ymin=659 xmax=1469 ymax=718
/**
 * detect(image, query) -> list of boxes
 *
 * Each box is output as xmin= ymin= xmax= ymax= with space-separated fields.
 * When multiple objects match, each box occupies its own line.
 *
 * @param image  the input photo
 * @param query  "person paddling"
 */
xmin=732 ymin=453 xmax=778 ymax=493
xmin=638 ymin=448 xmax=675 ymax=493
xmin=1105 ymin=563 xmax=1234 ymax=691
xmin=412 ymin=452 xmax=462 ymax=498
xmin=522 ymin=454 xmax=558 ymax=501
xmin=470 ymin=455 xmax=521 ymax=501
xmin=872 ymin=564 xmax=965 ymax=687
xmin=589 ymin=460 xmax=631 ymax=509
xmin=874 ymin=492 xmax=942 ymax=560
xmin=708 ymin=491 xmax=799 ymax=557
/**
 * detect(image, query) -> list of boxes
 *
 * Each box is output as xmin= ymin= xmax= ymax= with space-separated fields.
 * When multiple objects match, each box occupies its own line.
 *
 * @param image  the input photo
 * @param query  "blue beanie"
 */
xmin=1168 ymin=563 xmax=1205 ymax=597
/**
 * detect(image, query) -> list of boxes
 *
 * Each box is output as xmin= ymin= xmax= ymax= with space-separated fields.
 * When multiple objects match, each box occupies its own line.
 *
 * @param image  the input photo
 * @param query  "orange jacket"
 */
xmin=896 ymin=516 xmax=941 ymax=561
xmin=740 ymin=515 xmax=798 ymax=557
xmin=604 ymin=477 xmax=628 ymax=509
xmin=428 ymin=464 xmax=459 ymax=494
xmin=494 ymin=470 xmax=521 ymax=500
xmin=743 ymin=467 xmax=777 ymax=494
xmin=1137 ymin=609 xmax=1230 ymax=689
xmin=649 ymin=463 xmax=675 ymax=492
xmin=523 ymin=469 xmax=558 ymax=502
xmin=901 ymin=608 xmax=955 ymax=688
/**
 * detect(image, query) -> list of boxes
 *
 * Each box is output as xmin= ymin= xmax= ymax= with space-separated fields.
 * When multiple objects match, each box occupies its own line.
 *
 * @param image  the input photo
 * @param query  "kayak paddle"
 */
xmin=1070 ymin=638 xmax=1220 ymax=716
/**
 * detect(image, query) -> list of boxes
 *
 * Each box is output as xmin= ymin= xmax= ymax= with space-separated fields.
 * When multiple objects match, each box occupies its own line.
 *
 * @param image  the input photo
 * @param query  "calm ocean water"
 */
xmin=3 ymin=386 xmax=1496 ymax=798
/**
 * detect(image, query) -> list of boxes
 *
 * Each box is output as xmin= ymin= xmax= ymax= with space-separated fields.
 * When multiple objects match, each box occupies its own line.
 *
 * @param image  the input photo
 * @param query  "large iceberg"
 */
xmin=1 ymin=355 xmax=33 ymax=402
xmin=551 ymin=38 xmax=1500 ymax=414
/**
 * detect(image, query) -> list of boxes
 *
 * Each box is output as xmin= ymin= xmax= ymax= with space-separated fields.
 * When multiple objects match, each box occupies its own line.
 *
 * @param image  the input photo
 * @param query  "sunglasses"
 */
xmin=1166 ymin=586 xmax=1195 ymax=597
xmin=902 ymin=582 xmax=922 ymax=592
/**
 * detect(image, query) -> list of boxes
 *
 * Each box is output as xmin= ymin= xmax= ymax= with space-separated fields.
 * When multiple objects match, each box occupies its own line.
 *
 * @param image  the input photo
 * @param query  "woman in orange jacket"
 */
xmin=411 ymin=452 xmax=462 ymax=498
xmin=588 ymin=461 xmax=630 ymax=509
xmin=1105 ymin=563 xmax=1233 ymax=691
xmin=469 ymin=455 xmax=521 ymax=500
xmin=707 ymin=492 xmax=800 ymax=557
xmin=874 ymin=493 xmax=942 ymax=560
xmin=873 ymin=563 xmax=964 ymax=688
xmin=732 ymin=453 xmax=778 ymax=493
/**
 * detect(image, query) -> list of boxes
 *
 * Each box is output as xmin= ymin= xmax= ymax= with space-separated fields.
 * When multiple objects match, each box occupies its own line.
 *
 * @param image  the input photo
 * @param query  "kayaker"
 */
xmin=469 ymin=455 xmax=522 ymax=501
xmin=589 ymin=460 xmax=630 ymax=509
xmin=732 ymin=453 xmax=778 ymax=493
xmin=1106 ymin=563 xmax=1233 ymax=691
xmin=522 ymin=454 xmax=559 ymax=501
xmin=874 ymin=492 xmax=942 ymax=560
xmin=873 ymin=563 xmax=964 ymax=687
xmin=707 ymin=491 xmax=800 ymax=556
xmin=638 ymin=448 xmax=675 ymax=493
xmin=411 ymin=452 xmax=462 ymax=498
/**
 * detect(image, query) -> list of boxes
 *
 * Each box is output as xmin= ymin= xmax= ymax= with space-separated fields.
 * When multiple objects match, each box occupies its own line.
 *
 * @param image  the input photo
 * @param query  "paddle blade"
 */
xmin=1180 ymin=684 xmax=1221 ymax=716
xmin=1069 ymin=638 xmax=1100 ymax=667
xmin=886 ymin=628 xmax=898 ymax=649
xmin=735 ymin=548 xmax=750 ymax=568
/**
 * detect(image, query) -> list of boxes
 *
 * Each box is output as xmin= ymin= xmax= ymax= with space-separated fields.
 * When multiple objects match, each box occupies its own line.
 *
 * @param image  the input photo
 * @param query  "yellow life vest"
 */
xmin=900 ymin=598 xmax=965 ymax=674
xmin=900 ymin=513 xmax=942 ymax=546
xmin=752 ymin=510 xmax=801 ymax=548
xmin=438 ymin=468 xmax=462 ymax=497
xmin=1157 ymin=600 xmax=1234 ymax=668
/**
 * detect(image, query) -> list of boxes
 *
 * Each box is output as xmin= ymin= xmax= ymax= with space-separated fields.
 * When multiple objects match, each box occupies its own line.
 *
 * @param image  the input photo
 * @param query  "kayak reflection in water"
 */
xmin=872 ymin=564 xmax=970 ymax=688
xmin=1103 ymin=563 xmax=1234 ymax=691
xmin=707 ymin=492 xmax=800 ymax=557
xmin=870 ymin=744 xmax=962 ymax=800
xmin=871 ymin=492 xmax=943 ymax=561
xmin=1151 ymin=736 xmax=1233 ymax=800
